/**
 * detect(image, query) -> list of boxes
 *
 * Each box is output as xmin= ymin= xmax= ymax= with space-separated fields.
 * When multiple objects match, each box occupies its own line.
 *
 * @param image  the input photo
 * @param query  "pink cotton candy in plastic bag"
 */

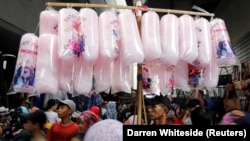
xmin=118 ymin=10 xmax=144 ymax=66
xmin=58 ymin=8 xmax=81 ymax=60
xmin=173 ymin=61 xmax=189 ymax=90
xmin=73 ymin=60 xmax=94 ymax=95
xmin=194 ymin=18 xmax=212 ymax=68
xmin=179 ymin=15 xmax=198 ymax=64
xmin=9 ymin=33 xmax=38 ymax=94
xmin=210 ymin=18 xmax=236 ymax=66
xmin=160 ymin=14 xmax=179 ymax=66
xmin=94 ymin=56 xmax=112 ymax=94
xmin=142 ymin=64 xmax=160 ymax=95
xmin=39 ymin=8 xmax=58 ymax=35
xmin=79 ymin=8 xmax=99 ymax=64
xmin=111 ymin=53 xmax=131 ymax=94
xmin=158 ymin=64 xmax=174 ymax=96
xmin=35 ymin=34 xmax=59 ymax=94
xmin=141 ymin=11 xmax=162 ymax=63
xmin=99 ymin=10 xmax=120 ymax=62
xmin=203 ymin=59 xmax=219 ymax=90
xmin=58 ymin=58 xmax=75 ymax=93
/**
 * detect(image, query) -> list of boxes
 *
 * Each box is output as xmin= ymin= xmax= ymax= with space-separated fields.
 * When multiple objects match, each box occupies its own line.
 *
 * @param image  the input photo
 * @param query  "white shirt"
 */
xmin=45 ymin=111 xmax=61 ymax=124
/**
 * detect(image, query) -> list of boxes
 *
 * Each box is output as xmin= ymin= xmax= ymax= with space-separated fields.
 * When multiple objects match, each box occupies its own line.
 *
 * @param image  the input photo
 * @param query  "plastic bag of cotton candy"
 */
xmin=84 ymin=119 xmax=123 ymax=141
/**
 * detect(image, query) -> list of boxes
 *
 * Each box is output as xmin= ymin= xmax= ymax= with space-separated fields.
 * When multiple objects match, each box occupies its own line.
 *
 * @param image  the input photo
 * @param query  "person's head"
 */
xmin=219 ymin=110 xmax=250 ymax=125
xmin=76 ymin=111 xmax=98 ymax=133
xmin=145 ymin=95 xmax=171 ymax=124
xmin=20 ymin=110 xmax=47 ymax=132
xmin=84 ymin=119 xmax=123 ymax=141
xmin=89 ymin=106 xmax=100 ymax=119
xmin=30 ymin=106 xmax=39 ymax=113
xmin=171 ymin=103 xmax=181 ymax=114
xmin=47 ymin=99 xmax=58 ymax=111
xmin=191 ymin=106 xmax=213 ymax=126
xmin=70 ymin=132 xmax=85 ymax=141
xmin=57 ymin=99 xmax=76 ymax=119
xmin=19 ymin=97 xmax=30 ymax=107
xmin=186 ymin=99 xmax=201 ymax=112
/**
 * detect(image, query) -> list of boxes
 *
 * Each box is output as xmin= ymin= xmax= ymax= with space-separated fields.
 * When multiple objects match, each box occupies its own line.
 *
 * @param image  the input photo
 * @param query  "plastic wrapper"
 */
xmin=188 ymin=64 xmax=202 ymax=87
xmin=173 ymin=61 xmax=189 ymax=90
xmin=58 ymin=58 xmax=75 ymax=93
xmin=203 ymin=59 xmax=219 ymax=90
xmin=118 ymin=9 xmax=144 ymax=66
xmin=8 ymin=33 xmax=38 ymax=94
xmin=99 ymin=10 xmax=120 ymax=62
xmin=193 ymin=17 xmax=212 ymax=68
xmin=73 ymin=60 xmax=94 ymax=95
xmin=141 ymin=11 xmax=162 ymax=63
xmin=35 ymin=34 xmax=59 ymax=94
xmin=111 ymin=52 xmax=131 ymax=94
xmin=94 ymin=56 xmax=112 ymax=94
xmin=160 ymin=14 xmax=179 ymax=66
xmin=79 ymin=8 xmax=99 ymax=64
xmin=158 ymin=64 xmax=174 ymax=96
xmin=179 ymin=15 xmax=198 ymax=64
xmin=39 ymin=7 xmax=59 ymax=35
xmin=58 ymin=8 xmax=81 ymax=60
xmin=142 ymin=64 xmax=160 ymax=95
xmin=210 ymin=18 xmax=237 ymax=66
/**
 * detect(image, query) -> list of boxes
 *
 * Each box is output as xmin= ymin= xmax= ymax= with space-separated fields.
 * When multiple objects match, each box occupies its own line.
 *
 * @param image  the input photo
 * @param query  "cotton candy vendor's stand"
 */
xmin=43 ymin=2 xmax=217 ymax=126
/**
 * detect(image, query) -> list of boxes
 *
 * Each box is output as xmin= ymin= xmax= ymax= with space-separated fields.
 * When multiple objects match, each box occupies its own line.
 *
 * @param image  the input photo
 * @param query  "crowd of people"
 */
xmin=0 ymin=82 xmax=249 ymax=141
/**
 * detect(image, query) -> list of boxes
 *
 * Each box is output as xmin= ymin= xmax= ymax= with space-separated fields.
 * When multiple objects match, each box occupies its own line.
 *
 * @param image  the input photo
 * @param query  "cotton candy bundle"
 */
xmin=118 ymin=9 xmax=144 ymax=66
xmin=142 ymin=64 xmax=160 ymax=95
xmin=58 ymin=8 xmax=81 ymax=60
xmin=160 ymin=14 xmax=179 ymax=66
xmin=141 ymin=11 xmax=162 ymax=63
xmin=158 ymin=64 xmax=174 ymax=96
xmin=58 ymin=59 xmax=75 ymax=93
xmin=194 ymin=18 xmax=212 ymax=68
xmin=111 ymin=56 xmax=131 ymax=94
xmin=35 ymin=34 xmax=59 ymax=94
xmin=73 ymin=60 xmax=93 ymax=95
xmin=11 ymin=33 xmax=38 ymax=94
xmin=203 ymin=60 xmax=219 ymax=90
xmin=39 ymin=8 xmax=58 ymax=35
xmin=79 ymin=8 xmax=99 ymax=64
xmin=93 ymin=56 xmax=112 ymax=93
xmin=210 ymin=18 xmax=236 ymax=66
xmin=99 ymin=10 xmax=120 ymax=62
xmin=173 ymin=61 xmax=189 ymax=90
xmin=179 ymin=15 xmax=198 ymax=64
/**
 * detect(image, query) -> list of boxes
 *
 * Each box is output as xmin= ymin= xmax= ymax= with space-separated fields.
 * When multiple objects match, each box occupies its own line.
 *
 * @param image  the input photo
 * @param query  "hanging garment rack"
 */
xmin=45 ymin=2 xmax=214 ymax=17
xmin=44 ymin=1 xmax=215 ymax=125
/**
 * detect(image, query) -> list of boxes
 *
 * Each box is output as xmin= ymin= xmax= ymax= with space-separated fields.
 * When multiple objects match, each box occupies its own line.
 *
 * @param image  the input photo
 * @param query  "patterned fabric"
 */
xmin=219 ymin=110 xmax=250 ymax=125
xmin=77 ymin=111 xmax=98 ymax=128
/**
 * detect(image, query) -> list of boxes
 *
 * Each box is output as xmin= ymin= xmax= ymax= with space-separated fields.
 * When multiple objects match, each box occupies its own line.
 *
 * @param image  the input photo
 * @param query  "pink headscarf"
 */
xmin=77 ymin=110 xmax=98 ymax=128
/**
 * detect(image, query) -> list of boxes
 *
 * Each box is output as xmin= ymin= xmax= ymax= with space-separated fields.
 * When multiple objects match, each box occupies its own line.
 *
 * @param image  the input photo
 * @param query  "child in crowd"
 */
xmin=20 ymin=110 xmax=47 ymax=141
xmin=76 ymin=110 xmax=98 ymax=133
xmin=46 ymin=99 xmax=79 ymax=141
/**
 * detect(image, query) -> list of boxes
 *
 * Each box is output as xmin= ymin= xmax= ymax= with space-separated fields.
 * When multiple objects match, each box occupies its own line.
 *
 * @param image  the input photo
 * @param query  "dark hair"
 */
xmin=47 ymin=99 xmax=57 ymax=110
xmin=186 ymin=99 xmax=201 ymax=109
xmin=191 ymin=106 xmax=213 ymax=126
xmin=72 ymin=132 xmax=85 ymax=140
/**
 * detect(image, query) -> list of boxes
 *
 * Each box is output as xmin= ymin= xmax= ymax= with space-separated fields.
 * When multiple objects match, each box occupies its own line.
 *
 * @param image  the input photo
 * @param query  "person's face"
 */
xmin=57 ymin=105 xmax=72 ymax=118
xmin=23 ymin=120 xmax=37 ymax=132
xmin=146 ymin=104 xmax=167 ymax=120
xmin=77 ymin=121 xmax=89 ymax=133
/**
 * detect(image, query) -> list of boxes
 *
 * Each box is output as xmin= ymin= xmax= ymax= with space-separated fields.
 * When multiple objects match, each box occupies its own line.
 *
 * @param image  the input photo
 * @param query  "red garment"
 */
xmin=172 ymin=116 xmax=183 ymax=125
xmin=46 ymin=122 xmax=80 ymax=141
